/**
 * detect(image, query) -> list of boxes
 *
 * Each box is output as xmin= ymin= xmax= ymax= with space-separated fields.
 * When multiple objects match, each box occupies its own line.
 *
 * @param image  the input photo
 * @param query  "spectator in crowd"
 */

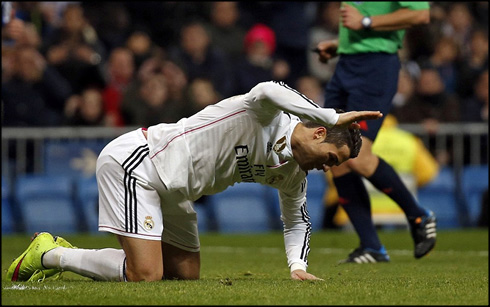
xmin=81 ymin=2 xmax=131 ymax=53
xmin=1 ymin=2 xmax=42 ymax=50
xmin=468 ymin=2 xmax=488 ymax=31
xmin=461 ymin=69 xmax=489 ymax=123
xmin=205 ymin=1 xmax=246 ymax=62
xmin=167 ymin=20 xmax=234 ymax=98
xmin=161 ymin=59 xmax=189 ymax=114
xmin=122 ymin=2 xmax=211 ymax=49
xmin=259 ymin=2 xmax=310 ymax=85
xmin=41 ymin=3 xmax=106 ymax=94
xmin=2 ymin=2 xmax=26 ymax=44
xmin=233 ymin=23 xmax=290 ymax=95
xmin=101 ymin=47 xmax=135 ymax=127
xmin=125 ymin=29 xmax=165 ymax=71
xmin=185 ymin=77 xmax=221 ymax=115
xmin=441 ymin=3 xmax=475 ymax=58
xmin=14 ymin=2 xmax=55 ymax=41
xmin=391 ymin=67 xmax=418 ymax=112
xmin=121 ymin=73 xmax=184 ymax=127
xmin=396 ymin=67 xmax=461 ymax=126
xmin=457 ymin=28 xmax=488 ymax=100
xmin=2 ymin=45 xmax=72 ymax=127
xmin=63 ymin=86 xmax=107 ymax=126
xmin=307 ymin=2 xmax=341 ymax=83
xmin=426 ymin=36 xmax=461 ymax=95
xmin=395 ymin=67 xmax=461 ymax=166
xmin=121 ymin=54 xmax=190 ymax=124
xmin=460 ymin=69 xmax=488 ymax=164
xmin=295 ymin=75 xmax=325 ymax=107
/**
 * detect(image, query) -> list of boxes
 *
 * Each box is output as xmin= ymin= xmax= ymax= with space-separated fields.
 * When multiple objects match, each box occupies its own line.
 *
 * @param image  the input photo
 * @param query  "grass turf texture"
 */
xmin=2 ymin=229 xmax=488 ymax=305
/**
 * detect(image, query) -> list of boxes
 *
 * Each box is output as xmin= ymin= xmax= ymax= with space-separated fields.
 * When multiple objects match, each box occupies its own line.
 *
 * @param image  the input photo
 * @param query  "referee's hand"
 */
xmin=336 ymin=110 xmax=383 ymax=129
xmin=290 ymin=269 xmax=324 ymax=281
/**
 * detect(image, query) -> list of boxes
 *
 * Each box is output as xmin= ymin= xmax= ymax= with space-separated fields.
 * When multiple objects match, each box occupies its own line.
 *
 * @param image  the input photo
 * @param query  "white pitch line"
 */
xmin=202 ymin=246 xmax=488 ymax=257
xmin=3 ymin=284 xmax=67 ymax=290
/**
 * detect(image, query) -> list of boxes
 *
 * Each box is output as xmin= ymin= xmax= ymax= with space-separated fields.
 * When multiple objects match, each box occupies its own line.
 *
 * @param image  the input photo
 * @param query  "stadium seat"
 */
xmin=305 ymin=170 xmax=328 ymax=231
xmin=208 ymin=183 xmax=272 ymax=233
xmin=14 ymin=174 xmax=79 ymax=234
xmin=2 ymin=176 xmax=15 ymax=234
xmin=44 ymin=140 xmax=108 ymax=178
xmin=462 ymin=165 xmax=489 ymax=226
xmin=417 ymin=167 xmax=459 ymax=228
xmin=75 ymin=175 xmax=100 ymax=233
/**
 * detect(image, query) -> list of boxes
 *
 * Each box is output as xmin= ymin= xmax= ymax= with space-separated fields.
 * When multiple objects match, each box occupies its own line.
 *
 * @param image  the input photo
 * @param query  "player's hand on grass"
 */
xmin=290 ymin=269 xmax=324 ymax=281
xmin=336 ymin=111 xmax=383 ymax=130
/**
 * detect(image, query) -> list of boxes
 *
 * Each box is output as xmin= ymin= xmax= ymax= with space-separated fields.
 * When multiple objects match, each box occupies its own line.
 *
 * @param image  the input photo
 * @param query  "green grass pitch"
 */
xmin=2 ymin=229 xmax=488 ymax=305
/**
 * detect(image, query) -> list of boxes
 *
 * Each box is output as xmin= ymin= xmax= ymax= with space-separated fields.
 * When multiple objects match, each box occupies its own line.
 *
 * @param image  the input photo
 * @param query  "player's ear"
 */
xmin=314 ymin=127 xmax=326 ymax=141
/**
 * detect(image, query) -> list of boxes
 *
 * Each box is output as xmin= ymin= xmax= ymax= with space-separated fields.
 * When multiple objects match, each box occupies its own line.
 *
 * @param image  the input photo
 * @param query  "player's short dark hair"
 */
xmin=303 ymin=109 xmax=362 ymax=159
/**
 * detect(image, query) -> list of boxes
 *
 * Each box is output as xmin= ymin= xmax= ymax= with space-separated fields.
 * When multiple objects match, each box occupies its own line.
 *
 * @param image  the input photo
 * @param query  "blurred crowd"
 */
xmin=2 ymin=2 xmax=488 ymax=133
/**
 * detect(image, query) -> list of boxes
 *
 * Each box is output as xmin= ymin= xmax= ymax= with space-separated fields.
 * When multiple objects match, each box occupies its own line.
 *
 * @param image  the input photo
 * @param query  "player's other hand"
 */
xmin=336 ymin=111 xmax=383 ymax=129
xmin=290 ymin=269 xmax=324 ymax=281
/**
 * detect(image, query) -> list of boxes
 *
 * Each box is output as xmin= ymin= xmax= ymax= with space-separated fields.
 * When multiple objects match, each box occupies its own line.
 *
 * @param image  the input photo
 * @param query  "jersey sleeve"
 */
xmin=244 ymin=81 xmax=340 ymax=127
xmin=278 ymin=178 xmax=311 ymax=272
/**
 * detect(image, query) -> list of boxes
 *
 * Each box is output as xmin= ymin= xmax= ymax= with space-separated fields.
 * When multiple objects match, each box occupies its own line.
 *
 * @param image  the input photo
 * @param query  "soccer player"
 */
xmin=7 ymin=81 xmax=382 ymax=282
xmin=314 ymin=2 xmax=436 ymax=263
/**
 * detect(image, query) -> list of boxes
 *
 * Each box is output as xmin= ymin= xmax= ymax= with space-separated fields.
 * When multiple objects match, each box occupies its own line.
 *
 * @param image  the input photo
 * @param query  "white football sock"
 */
xmin=43 ymin=247 xmax=126 ymax=281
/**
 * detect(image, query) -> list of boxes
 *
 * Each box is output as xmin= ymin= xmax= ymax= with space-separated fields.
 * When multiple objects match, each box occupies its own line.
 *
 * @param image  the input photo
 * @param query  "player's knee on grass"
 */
xmin=162 ymin=242 xmax=201 ymax=280
xmin=125 ymin=262 xmax=163 ymax=282
xmin=163 ymin=267 xmax=200 ymax=280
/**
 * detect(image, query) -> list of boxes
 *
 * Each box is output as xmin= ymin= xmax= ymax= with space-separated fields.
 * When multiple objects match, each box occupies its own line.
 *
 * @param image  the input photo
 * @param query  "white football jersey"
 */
xmin=146 ymin=81 xmax=339 ymax=270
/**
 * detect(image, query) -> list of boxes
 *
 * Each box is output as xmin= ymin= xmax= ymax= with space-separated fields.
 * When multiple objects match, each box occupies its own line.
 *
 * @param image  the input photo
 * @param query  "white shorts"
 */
xmin=96 ymin=128 xmax=200 ymax=252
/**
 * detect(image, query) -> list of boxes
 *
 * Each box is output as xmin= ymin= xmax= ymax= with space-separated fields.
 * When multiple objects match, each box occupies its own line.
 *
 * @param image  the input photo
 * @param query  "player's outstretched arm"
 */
xmin=336 ymin=110 xmax=383 ymax=129
xmin=290 ymin=269 xmax=324 ymax=281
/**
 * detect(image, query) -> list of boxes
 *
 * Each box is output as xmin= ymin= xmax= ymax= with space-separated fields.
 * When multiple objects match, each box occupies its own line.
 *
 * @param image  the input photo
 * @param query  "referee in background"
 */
xmin=314 ymin=2 xmax=435 ymax=263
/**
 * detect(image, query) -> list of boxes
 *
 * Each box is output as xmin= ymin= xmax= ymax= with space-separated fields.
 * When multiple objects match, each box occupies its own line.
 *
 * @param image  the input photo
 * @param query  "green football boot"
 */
xmin=27 ymin=233 xmax=78 ymax=282
xmin=7 ymin=232 xmax=76 ymax=282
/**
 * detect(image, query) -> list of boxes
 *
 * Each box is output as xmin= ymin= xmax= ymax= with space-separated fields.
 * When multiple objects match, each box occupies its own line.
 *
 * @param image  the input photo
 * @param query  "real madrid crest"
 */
xmin=143 ymin=216 xmax=154 ymax=230
xmin=273 ymin=136 xmax=287 ymax=153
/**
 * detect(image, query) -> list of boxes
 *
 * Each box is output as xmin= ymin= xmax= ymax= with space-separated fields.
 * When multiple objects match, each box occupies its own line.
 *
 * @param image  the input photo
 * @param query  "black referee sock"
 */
xmin=367 ymin=158 xmax=427 ymax=218
xmin=334 ymin=172 xmax=383 ymax=251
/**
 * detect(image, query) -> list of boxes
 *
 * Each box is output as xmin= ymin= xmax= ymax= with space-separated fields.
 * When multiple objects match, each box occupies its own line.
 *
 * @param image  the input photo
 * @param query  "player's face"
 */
xmin=292 ymin=125 xmax=352 ymax=172
xmin=295 ymin=126 xmax=351 ymax=172
xmin=303 ymin=142 xmax=350 ymax=172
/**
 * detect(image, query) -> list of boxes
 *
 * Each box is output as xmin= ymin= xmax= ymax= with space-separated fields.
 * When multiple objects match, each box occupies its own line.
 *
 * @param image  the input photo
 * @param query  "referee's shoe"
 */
xmin=409 ymin=210 xmax=437 ymax=259
xmin=338 ymin=246 xmax=390 ymax=264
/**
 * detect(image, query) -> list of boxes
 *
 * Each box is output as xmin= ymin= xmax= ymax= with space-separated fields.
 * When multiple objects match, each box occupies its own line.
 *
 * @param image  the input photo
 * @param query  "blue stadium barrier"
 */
xmin=263 ymin=172 xmax=328 ymax=232
xmin=264 ymin=185 xmax=282 ymax=230
xmin=462 ymin=165 xmax=489 ymax=226
xmin=208 ymin=183 xmax=272 ymax=233
xmin=2 ymin=176 xmax=15 ymax=234
xmin=75 ymin=175 xmax=100 ymax=233
xmin=417 ymin=167 xmax=459 ymax=228
xmin=44 ymin=140 xmax=107 ymax=178
xmin=305 ymin=170 xmax=327 ymax=231
xmin=14 ymin=174 xmax=80 ymax=234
